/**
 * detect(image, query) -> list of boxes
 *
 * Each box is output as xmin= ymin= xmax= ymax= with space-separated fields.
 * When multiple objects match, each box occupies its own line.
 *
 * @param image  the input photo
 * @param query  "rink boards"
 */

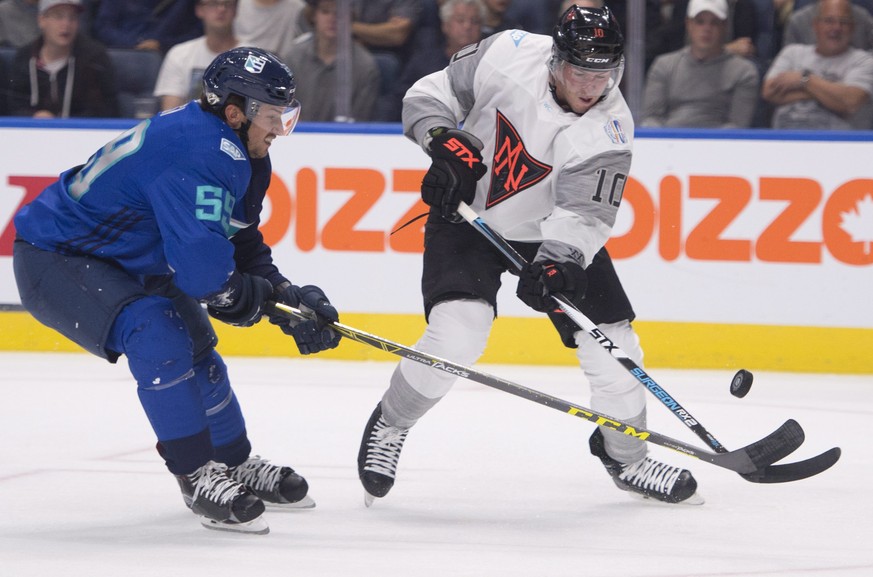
xmin=0 ymin=119 xmax=870 ymax=373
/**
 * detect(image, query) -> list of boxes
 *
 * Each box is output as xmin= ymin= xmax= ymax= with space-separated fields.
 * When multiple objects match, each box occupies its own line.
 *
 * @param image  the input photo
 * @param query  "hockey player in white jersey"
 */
xmin=357 ymin=5 xmax=703 ymax=506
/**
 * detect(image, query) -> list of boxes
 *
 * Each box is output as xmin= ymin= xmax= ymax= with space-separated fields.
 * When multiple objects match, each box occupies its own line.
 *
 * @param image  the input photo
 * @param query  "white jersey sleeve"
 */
xmin=401 ymin=30 xmax=634 ymax=269
xmin=402 ymin=33 xmax=502 ymax=150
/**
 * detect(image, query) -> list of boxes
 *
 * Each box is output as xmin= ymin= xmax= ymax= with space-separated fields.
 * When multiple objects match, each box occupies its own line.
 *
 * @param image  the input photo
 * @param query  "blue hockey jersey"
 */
xmin=14 ymin=102 xmax=254 ymax=300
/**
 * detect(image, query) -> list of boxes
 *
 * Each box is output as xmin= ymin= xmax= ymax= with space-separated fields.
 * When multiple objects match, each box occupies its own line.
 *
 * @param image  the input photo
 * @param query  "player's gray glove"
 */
xmin=206 ymin=272 xmax=274 ymax=327
xmin=422 ymin=127 xmax=488 ymax=223
xmin=269 ymin=282 xmax=342 ymax=355
xmin=516 ymin=261 xmax=588 ymax=312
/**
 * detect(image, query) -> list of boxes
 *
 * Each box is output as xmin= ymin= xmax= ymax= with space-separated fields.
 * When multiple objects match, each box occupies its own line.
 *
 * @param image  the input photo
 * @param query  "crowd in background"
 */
xmin=1 ymin=0 xmax=873 ymax=130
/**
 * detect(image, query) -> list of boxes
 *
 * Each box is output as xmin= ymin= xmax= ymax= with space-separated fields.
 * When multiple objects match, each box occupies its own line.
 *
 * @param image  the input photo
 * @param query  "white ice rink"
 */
xmin=1 ymin=351 xmax=871 ymax=577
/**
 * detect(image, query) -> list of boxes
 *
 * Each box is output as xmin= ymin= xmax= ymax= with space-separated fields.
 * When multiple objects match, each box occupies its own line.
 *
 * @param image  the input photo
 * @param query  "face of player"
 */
xmin=244 ymin=101 xmax=301 ymax=158
xmin=551 ymin=60 xmax=614 ymax=115
xmin=38 ymin=5 xmax=81 ymax=51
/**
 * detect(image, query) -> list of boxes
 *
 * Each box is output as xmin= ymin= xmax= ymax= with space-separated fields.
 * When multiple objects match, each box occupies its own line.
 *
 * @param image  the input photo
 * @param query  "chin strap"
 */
xmin=235 ymin=119 xmax=252 ymax=149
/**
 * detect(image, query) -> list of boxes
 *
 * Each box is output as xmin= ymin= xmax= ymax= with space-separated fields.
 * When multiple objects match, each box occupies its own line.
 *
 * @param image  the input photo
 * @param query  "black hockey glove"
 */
xmin=421 ymin=128 xmax=488 ymax=222
xmin=516 ymin=261 xmax=588 ymax=313
xmin=207 ymin=272 xmax=274 ymax=327
xmin=269 ymin=282 xmax=342 ymax=355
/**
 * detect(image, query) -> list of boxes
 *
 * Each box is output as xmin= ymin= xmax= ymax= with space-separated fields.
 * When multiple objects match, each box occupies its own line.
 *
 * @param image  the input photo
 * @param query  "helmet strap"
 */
xmin=235 ymin=118 xmax=252 ymax=149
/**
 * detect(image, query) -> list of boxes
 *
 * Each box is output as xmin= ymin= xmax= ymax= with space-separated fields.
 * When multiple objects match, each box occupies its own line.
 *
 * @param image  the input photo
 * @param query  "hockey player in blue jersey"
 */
xmin=12 ymin=47 xmax=341 ymax=535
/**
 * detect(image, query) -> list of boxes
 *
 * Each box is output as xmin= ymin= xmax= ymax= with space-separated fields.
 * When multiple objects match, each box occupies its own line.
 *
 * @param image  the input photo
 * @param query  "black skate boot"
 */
xmin=589 ymin=428 xmax=704 ymax=505
xmin=357 ymin=403 xmax=409 ymax=506
xmin=175 ymin=460 xmax=268 ymax=534
xmin=228 ymin=455 xmax=315 ymax=509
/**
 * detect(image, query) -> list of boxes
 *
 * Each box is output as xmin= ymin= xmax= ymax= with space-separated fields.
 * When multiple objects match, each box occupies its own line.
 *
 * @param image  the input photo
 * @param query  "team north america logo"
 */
xmin=486 ymin=111 xmax=552 ymax=208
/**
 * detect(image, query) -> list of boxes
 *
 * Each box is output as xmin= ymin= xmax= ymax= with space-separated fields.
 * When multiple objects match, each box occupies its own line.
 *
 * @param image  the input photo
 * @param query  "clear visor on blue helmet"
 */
xmin=246 ymin=98 xmax=301 ymax=136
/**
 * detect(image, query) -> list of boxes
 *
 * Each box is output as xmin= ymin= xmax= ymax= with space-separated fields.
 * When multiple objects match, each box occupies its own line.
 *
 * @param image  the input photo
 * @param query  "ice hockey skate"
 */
xmin=358 ymin=403 xmax=409 ymax=507
xmin=175 ymin=460 xmax=269 ymax=534
xmin=228 ymin=455 xmax=315 ymax=509
xmin=589 ymin=428 xmax=704 ymax=505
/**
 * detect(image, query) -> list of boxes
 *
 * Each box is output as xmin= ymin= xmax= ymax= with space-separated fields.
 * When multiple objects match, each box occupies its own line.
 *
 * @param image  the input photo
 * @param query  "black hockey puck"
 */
xmin=730 ymin=369 xmax=754 ymax=398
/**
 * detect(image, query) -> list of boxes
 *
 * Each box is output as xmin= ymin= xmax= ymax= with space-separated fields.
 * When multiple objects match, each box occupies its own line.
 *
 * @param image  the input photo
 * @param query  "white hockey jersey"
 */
xmin=402 ymin=30 xmax=634 ymax=269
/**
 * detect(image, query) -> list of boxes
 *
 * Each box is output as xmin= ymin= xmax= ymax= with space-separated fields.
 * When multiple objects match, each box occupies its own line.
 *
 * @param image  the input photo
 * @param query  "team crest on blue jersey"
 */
xmin=486 ymin=110 xmax=552 ymax=208
xmin=244 ymin=54 xmax=267 ymax=74
xmin=220 ymin=138 xmax=245 ymax=160
xmin=604 ymin=119 xmax=627 ymax=144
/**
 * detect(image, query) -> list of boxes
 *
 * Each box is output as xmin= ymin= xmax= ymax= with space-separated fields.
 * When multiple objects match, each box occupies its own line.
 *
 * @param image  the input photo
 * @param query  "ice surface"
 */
xmin=1 ymin=352 xmax=870 ymax=577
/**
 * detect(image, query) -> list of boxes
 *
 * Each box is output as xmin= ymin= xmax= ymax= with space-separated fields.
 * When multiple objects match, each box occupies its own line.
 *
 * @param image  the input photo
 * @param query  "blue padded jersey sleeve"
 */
xmin=229 ymin=155 xmax=288 ymax=288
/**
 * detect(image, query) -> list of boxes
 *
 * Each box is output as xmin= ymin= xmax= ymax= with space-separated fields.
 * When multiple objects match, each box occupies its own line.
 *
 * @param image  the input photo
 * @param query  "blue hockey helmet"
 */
xmin=202 ymin=47 xmax=301 ymax=135
xmin=552 ymin=5 xmax=624 ymax=71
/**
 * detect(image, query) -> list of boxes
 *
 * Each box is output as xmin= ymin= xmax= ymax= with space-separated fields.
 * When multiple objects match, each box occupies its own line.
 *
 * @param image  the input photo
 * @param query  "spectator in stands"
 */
xmin=8 ymin=0 xmax=118 ymax=117
xmin=648 ymin=0 xmax=760 ymax=68
xmin=783 ymin=0 xmax=873 ymax=48
xmin=234 ymin=0 xmax=305 ymax=56
xmin=348 ymin=0 xmax=421 ymax=120
xmin=794 ymin=0 xmax=873 ymax=12
xmin=386 ymin=0 xmax=485 ymax=121
xmin=283 ymin=0 xmax=379 ymax=121
xmin=154 ymin=0 xmax=241 ymax=111
xmin=763 ymin=0 xmax=873 ymax=129
xmin=91 ymin=0 xmax=201 ymax=54
xmin=642 ymin=0 xmax=760 ymax=127
xmin=0 ymin=0 xmax=40 ymax=48
xmin=480 ymin=0 xmax=521 ymax=37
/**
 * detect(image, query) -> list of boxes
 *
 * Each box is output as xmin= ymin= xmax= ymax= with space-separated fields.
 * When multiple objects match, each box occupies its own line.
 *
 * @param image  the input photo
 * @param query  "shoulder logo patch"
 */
xmin=603 ymin=119 xmax=628 ymax=144
xmin=220 ymin=138 xmax=245 ymax=160
xmin=509 ymin=30 xmax=528 ymax=46
xmin=486 ymin=110 xmax=552 ymax=208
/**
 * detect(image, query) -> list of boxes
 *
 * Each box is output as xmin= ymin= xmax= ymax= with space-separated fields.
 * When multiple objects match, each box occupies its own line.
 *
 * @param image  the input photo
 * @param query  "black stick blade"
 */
xmin=739 ymin=447 xmax=842 ymax=483
xmin=740 ymin=419 xmax=806 ymax=471
xmin=712 ymin=419 xmax=806 ymax=473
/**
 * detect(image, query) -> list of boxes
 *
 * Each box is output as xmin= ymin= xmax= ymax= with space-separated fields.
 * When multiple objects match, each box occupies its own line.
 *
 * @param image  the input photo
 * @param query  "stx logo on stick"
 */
xmin=442 ymin=137 xmax=481 ymax=170
xmin=588 ymin=328 xmax=618 ymax=354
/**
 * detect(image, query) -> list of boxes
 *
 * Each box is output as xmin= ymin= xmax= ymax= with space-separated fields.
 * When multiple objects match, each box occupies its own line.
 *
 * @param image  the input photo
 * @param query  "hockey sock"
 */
xmin=193 ymin=349 xmax=250 ymax=465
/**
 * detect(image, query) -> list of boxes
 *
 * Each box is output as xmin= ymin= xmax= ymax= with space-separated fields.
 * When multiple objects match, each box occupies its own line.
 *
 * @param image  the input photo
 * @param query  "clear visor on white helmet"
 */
xmin=549 ymin=54 xmax=625 ymax=100
xmin=246 ymin=98 xmax=302 ymax=136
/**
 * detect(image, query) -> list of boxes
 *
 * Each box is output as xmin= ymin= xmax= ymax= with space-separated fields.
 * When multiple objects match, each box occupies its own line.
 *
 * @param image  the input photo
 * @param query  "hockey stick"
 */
xmin=269 ymin=301 xmax=803 ymax=476
xmin=454 ymin=202 xmax=840 ymax=483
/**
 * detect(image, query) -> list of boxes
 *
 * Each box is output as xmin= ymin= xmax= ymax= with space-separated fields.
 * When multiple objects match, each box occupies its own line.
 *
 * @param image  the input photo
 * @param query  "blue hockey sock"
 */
xmin=193 ymin=349 xmax=250 ymax=465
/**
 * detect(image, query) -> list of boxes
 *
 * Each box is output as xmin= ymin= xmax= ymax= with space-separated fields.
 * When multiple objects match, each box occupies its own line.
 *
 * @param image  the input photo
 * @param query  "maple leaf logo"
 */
xmin=840 ymin=193 xmax=873 ymax=255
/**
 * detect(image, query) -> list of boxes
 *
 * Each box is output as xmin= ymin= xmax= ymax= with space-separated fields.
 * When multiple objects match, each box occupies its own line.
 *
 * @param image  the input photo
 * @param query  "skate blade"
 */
xmin=624 ymin=490 xmax=706 ymax=506
xmin=364 ymin=492 xmax=377 ymax=508
xmin=199 ymin=515 xmax=270 ymax=535
xmin=266 ymin=494 xmax=316 ymax=510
